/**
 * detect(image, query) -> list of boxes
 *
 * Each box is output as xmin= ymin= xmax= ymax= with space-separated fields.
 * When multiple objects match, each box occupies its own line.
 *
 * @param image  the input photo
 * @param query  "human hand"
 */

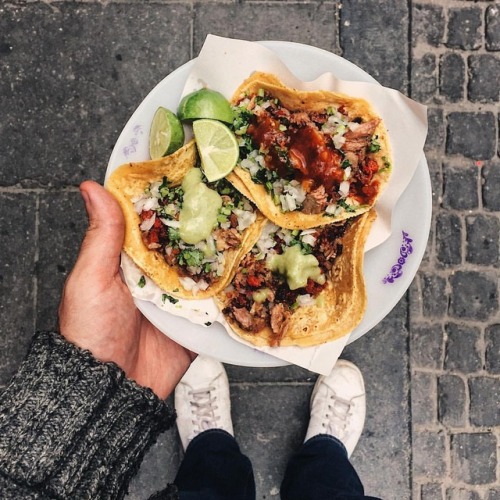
xmin=59 ymin=180 xmax=196 ymax=399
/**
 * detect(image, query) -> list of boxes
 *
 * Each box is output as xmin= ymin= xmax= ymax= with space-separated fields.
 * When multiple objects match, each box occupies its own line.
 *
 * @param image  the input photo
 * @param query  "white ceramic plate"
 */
xmin=106 ymin=41 xmax=431 ymax=368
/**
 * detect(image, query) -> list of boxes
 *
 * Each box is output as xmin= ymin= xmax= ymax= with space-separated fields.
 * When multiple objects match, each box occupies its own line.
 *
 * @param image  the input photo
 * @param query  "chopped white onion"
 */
xmin=234 ymin=208 xmax=257 ymax=231
xmin=179 ymin=277 xmax=196 ymax=291
xmin=301 ymin=234 xmax=317 ymax=247
xmin=278 ymin=228 xmax=293 ymax=245
xmin=339 ymin=181 xmax=350 ymax=198
xmin=284 ymin=180 xmax=306 ymax=204
xmin=325 ymin=203 xmax=338 ymax=214
xmin=297 ymin=294 xmax=315 ymax=306
xmin=333 ymin=134 xmax=346 ymax=150
xmin=160 ymin=218 xmax=180 ymax=228
xmin=140 ymin=213 xmax=156 ymax=231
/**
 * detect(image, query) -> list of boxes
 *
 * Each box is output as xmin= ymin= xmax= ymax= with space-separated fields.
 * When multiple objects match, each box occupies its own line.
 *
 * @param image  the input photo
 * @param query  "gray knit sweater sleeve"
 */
xmin=0 ymin=331 xmax=177 ymax=499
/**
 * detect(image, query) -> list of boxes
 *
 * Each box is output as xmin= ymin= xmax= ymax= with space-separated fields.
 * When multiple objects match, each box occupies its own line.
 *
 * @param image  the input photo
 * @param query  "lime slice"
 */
xmin=177 ymin=89 xmax=234 ymax=124
xmin=193 ymin=119 xmax=239 ymax=182
xmin=149 ymin=107 xmax=185 ymax=159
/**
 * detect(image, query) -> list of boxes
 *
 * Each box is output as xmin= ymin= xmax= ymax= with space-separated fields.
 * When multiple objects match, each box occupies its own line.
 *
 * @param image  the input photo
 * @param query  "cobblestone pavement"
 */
xmin=0 ymin=1 xmax=499 ymax=499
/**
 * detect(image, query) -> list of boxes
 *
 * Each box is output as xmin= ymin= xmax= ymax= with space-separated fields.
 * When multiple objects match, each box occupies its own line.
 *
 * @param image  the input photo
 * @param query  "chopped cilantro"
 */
xmin=162 ymin=294 xmax=179 ymax=304
xmin=338 ymin=199 xmax=358 ymax=213
xmin=300 ymin=243 xmax=314 ymax=255
xmin=159 ymin=176 xmax=170 ymax=198
xmin=341 ymin=159 xmax=351 ymax=169
xmin=178 ymin=248 xmax=205 ymax=267
xmin=168 ymin=227 xmax=180 ymax=242
xmin=138 ymin=275 xmax=146 ymax=288
xmin=381 ymin=156 xmax=392 ymax=171
xmin=368 ymin=135 xmax=381 ymax=153
xmin=251 ymin=166 xmax=279 ymax=189
xmin=233 ymin=107 xmax=253 ymax=134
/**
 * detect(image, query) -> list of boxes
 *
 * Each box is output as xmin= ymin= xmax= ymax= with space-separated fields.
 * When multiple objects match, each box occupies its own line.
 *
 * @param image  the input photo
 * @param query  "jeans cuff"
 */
xmin=303 ymin=433 xmax=349 ymax=457
xmin=186 ymin=428 xmax=235 ymax=451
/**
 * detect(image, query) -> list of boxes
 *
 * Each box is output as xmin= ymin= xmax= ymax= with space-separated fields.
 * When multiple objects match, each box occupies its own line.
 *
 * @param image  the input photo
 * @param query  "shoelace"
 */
xmin=323 ymin=393 xmax=353 ymax=437
xmin=189 ymin=387 xmax=221 ymax=433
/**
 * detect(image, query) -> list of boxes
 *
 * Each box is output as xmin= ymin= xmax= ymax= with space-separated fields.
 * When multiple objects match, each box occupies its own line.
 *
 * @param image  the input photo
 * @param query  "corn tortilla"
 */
xmin=106 ymin=141 xmax=266 ymax=299
xmin=228 ymin=72 xmax=391 ymax=229
xmin=216 ymin=209 xmax=376 ymax=347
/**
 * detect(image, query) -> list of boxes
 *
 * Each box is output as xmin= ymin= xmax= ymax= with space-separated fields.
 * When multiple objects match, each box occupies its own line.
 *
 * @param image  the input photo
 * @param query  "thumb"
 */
xmin=75 ymin=180 xmax=125 ymax=276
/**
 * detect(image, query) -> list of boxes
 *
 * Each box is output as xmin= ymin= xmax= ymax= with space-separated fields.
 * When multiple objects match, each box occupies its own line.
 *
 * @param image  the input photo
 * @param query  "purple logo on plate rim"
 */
xmin=122 ymin=124 xmax=144 ymax=158
xmin=382 ymin=231 xmax=414 ymax=284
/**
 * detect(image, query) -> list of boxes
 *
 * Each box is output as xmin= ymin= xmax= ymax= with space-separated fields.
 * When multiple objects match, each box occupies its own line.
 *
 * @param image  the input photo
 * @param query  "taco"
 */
xmin=228 ymin=72 xmax=391 ymax=229
xmin=106 ymin=141 xmax=266 ymax=299
xmin=216 ymin=209 xmax=376 ymax=347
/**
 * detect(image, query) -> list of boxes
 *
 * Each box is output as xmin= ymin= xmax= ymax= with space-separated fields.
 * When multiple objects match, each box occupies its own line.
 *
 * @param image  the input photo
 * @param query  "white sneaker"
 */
xmin=304 ymin=359 xmax=366 ymax=457
xmin=174 ymin=355 xmax=234 ymax=451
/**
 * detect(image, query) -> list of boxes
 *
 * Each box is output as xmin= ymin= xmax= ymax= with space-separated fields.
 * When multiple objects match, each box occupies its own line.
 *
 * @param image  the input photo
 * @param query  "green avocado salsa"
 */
xmin=179 ymin=168 xmax=223 ymax=245
xmin=268 ymin=245 xmax=325 ymax=290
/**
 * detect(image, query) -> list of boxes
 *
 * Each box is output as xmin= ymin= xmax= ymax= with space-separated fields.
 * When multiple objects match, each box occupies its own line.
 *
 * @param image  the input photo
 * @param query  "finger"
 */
xmin=75 ymin=180 xmax=125 ymax=277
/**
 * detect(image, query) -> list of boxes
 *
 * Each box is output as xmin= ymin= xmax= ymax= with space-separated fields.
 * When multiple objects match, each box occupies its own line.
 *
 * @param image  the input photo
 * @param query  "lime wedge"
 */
xmin=149 ymin=107 xmax=185 ymax=159
xmin=193 ymin=119 xmax=239 ymax=182
xmin=178 ymin=89 xmax=234 ymax=124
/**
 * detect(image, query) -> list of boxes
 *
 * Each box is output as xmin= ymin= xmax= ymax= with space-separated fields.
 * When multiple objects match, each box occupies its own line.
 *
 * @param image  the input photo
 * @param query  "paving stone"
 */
xmin=412 ymin=3 xmax=445 ymax=47
xmin=426 ymin=107 xmax=445 ymax=152
xmin=0 ymin=3 xmax=191 ymax=187
xmin=343 ymin=298 xmax=411 ymax=497
xmin=435 ymin=212 xmax=462 ymax=266
xmin=226 ymin=364 xmax=316 ymax=384
xmin=446 ymin=489 xmax=481 ymax=500
xmin=412 ymin=53 xmax=437 ymax=103
xmin=36 ymin=191 xmax=87 ymax=331
xmin=469 ymin=377 xmax=500 ymax=427
xmin=421 ymin=482 xmax=444 ymax=500
xmin=410 ymin=323 xmax=444 ymax=369
xmin=127 ymin=396 xmax=181 ymax=499
xmin=420 ymin=272 xmax=448 ymax=319
xmin=444 ymin=322 xmax=482 ymax=373
xmin=0 ymin=193 xmax=37 ymax=386
xmin=446 ymin=112 xmax=497 ymax=160
xmin=428 ymin=157 xmax=443 ymax=208
xmin=438 ymin=375 xmax=466 ymax=427
xmin=450 ymin=432 xmax=497 ymax=485
xmin=486 ymin=489 xmax=500 ymax=500
xmin=446 ymin=7 xmax=483 ymax=50
xmin=193 ymin=3 xmax=338 ymax=55
xmin=465 ymin=214 xmax=500 ymax=266
xmin=486 ymin=5 xmax=500 ymax=51
xmin=229 ymin=383 xmax=311 ymax=498
xmin=440 ymin=53 xmax=465 ymax=102
xmin=411 ymin=371 xmax=437 ymax=426
xmin=485 ymin=324 xmax=500 ymax=374
xmin=413 ymin=430 xmax=446 ymax=478
xmin=449 ymin=271 xmax=499 ymax=321
xmin=468 ymin=55 xmax=500 ymax=102
xmin=442 ymin=162 xmax=478 ymax=210
xmin=340 ymin=0 xmax=409 ymax=92
xmin=483 ymin=162 xmax=500 ymax=211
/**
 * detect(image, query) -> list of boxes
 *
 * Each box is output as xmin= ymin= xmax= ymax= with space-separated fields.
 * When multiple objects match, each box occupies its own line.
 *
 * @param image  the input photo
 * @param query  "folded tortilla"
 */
xmin=228 ymin=72 xmax=391 ymax=229
xmin=216 ymin=209 xmax=376 ymax=347
xmin=106 ymin=141 xmax=266 ymax=299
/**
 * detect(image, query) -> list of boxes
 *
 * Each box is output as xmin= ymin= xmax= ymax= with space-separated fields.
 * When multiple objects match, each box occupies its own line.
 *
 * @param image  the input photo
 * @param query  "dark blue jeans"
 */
xmin=174 ymin=430 xmax=381 ymax=499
